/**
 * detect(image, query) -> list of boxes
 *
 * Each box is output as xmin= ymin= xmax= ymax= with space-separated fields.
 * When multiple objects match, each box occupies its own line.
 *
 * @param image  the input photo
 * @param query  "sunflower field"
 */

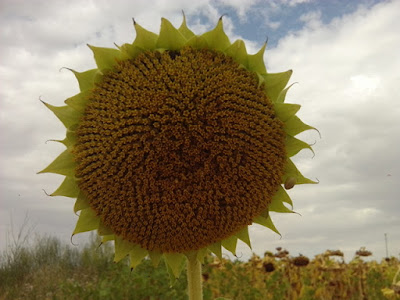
xmin=1 ymin=233 xmax=399 ymax=300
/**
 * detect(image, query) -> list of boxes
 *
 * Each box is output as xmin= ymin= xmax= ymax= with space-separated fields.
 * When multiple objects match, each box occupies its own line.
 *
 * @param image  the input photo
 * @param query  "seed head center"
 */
xmin=74 ymin=47 xmax=286 ymax=252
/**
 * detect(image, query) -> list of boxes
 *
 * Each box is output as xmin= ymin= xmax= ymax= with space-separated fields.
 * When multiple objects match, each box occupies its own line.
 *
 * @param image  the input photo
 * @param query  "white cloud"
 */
xmin=261 ymin=0 xmax=400 ymax=260
xmin=284 ymin=0 xmax=313 ymax=6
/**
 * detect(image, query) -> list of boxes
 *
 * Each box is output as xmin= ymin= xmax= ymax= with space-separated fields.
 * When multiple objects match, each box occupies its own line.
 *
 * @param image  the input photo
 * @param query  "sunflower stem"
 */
xmin=187 ymin=255 xmax=203 ymax=300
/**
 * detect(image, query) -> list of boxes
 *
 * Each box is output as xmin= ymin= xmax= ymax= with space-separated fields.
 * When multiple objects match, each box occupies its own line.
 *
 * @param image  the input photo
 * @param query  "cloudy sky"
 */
xmin=1 ymin=0 xmax=399 ymax=263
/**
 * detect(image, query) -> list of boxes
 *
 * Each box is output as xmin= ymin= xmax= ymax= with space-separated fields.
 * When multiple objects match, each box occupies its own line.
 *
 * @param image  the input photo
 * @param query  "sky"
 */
xmin=1 ymin=0 xmax=399 ymax=263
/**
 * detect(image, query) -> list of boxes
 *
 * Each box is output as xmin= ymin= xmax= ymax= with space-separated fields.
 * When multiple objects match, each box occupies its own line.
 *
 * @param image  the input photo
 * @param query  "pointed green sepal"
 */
xmin=262 ymin=70 xmax=292 ymax=102
xmin=38 ymin=150 xmax=76 ymax=176
xmin=165 ymin=261 xmax=178 ymax=287
xmin=119 ymin=43 xmax=144 ymax=60
xmin=196 ymin=248 xmax=208 ymax=264
xmin=285 ymin=115 xmax=315 ymax=137
xmin=184 ymin=35 xmax=209 ymax=49
xmin=283 ymin=159 xmax=317 ymax=184
xmin=269 ymin=188 xmax=294 ymax=213
xmin=129 ymin=245 xmax=148 ymax=268
xmin=200 ymin=18 xmax=231 ymax=51
xmin=132 ymin=21 xmax=159 ymax=50
xmin=69 ymin=68 xmax=99 ymax=92
xmin=148 ymin=250 xmax=163 ymax=267
xmin=221 ymin=235 xmax=238 ymax=255
xmin=156 ymin=18 xmax=186 ymax=50
xmin=236 ymin=226 xmax=251 ymax=249
xmin=102 ymin=235 xmax=115 ymax=243
xmin=87 ymin=45 xmax=122 ymax=73
xmin=256 ymin=72 xmax=265 ymax=88
xmin=73 ymin=192 xmax=90 ymax=213
xmin=60 ymin=129 xmax=77 ymax=149
xmin=208 ymin=241 xmax=222 ymax=259
xmin=98 ymin=222 xmax=113 ymax=236
xmin=41 ymin=102 xmax=81 ymax=129
xmin=224 ymin=40 xmax=248 ymax=67
xmin=247 ymin=43 xmax=267 ymax=74
xmin=276 ymin=83 xmax=296 ymax=103
xmin=285 ymin=135 xmax=314 ymax=157
xmin=164 ymin=253 xmax=186 ymax=278
xmin=274 ymin=103 xmax=301 ymax=122
xmin=64 ymin=90 xmax=91 ymax=113
xmin=114 ymin=236 xmax=136 ymax=263
xmin=253 ymin=215 xmax=281 ymax=235
xmin=274 ymin=186 xmax=293 ymax=208
xmin=260 ymin=208 xmax=269 ymax=219
xmin=178 ymin=13 xmax=195 ymax=40
xmin=51 ymin=176 xmax=79 ymax=198
xmin=73 ymin=208 xmax=99 ymax=235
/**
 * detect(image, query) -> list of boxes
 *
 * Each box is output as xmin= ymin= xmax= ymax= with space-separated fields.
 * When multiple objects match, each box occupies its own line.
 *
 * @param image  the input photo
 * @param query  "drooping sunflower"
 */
xmin=39 ymin=15 xmax=316 ymax=278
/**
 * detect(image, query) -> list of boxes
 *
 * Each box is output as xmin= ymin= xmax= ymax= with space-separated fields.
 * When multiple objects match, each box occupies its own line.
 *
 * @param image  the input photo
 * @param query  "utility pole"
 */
xmin=384 ymin=233 xmax=389 ymax=258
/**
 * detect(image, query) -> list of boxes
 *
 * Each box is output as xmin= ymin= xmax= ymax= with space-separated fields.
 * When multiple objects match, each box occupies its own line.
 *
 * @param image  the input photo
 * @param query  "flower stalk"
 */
xmin=187 ymin=255 xmax=203 ymax=300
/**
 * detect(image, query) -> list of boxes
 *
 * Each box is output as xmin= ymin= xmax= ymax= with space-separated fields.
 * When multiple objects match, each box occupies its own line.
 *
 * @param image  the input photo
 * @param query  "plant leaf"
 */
xmin=285 ymin=115 xmax=315 ymax=136
xmin=148 ymin=250 xmax=163 ymax=267
xmin=274 ymin=103 xmax=301 ymax=122
xmin=247 ymin=42 xmax=267 ymax=74
xmin=196 ymin=247 xmax=208 ymax=264
xmin=38 ymin=150 xmax=76 ymax=176
xmin=51 ymin=176 xmax=79 ymax=198
xmin=156 ymin=18 xmax=186 ymax=50
xmin=60 ymin=129 xmax=77 ymax=149
xmin=184 ymin=35 xmax=209 ymax=49
xmin=101 ymin=235 xmax=114 ymax=243
xmin=87 ymin=45 xmax=122 ymax=72
xmin=283 ymin=159 xmax=317 ymax=184
xmin=41 ymin=102 xmax=81 ymax=129
xmin=69 ymin=68 xmax=99 ymax=92
xmin=221 ymin=235 xmax=238 ymax=255
xmin=262 ymin=70 xmax=292 ymax=103
xmin=73 ymin=192 xmax=90 ymax=213
xmin=132 ymin=21 xmax=158 ymax=50
xmin=208 ymin=241 xmax=222 ymax=259
xmin=200 ymin=18 xmax=231 ymax=51
xmin=64 ymin=91 xmax=91 ymax=113
xmin=285 ymin=135 xmax=314 ymax=157
xmin=178 ymin=13 xmax=195 ymax=40
xmin=164 ymin=253 xmax=185 ymax=278
xmin=97 ymin=222 xmax=113 ymax=236
xmin=73 ymin=208 xmax=99 ymax=235
xmin=114 ymin=236 xmax=136 ymax=263
xmin=129 ymin=245 xmax=148 ymax=268
xmin=253 ymin=215 xmax=280 ymax=235
xmin=236 ymin=226 xmax=251 ymax=249
xmin=276 ymin=83 xmax=296 ymax=103
xmin=269 ymin=190 xmax=294 ymax=213
xmin=224 ymin=40 xmax=248 ymax=67
xmin=274 ymin=186 xmax=293 ymax=208
xmin=119 ymin=43 xmax=143 ymax=60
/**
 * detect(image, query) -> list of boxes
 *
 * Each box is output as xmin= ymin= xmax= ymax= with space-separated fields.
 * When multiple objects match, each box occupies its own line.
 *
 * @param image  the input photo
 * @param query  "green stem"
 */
xmin=187 ymin=255 xmax=203 ymax=300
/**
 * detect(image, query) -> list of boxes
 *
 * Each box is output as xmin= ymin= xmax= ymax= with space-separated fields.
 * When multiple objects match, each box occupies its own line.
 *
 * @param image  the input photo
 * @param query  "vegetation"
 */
xmin=0 ymin=232 xmax=398 ymax=300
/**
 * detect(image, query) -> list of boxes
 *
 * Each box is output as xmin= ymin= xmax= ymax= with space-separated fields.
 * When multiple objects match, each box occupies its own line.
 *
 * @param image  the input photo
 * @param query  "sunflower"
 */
xmin=39 ymin=15 xmax=316 ymax=283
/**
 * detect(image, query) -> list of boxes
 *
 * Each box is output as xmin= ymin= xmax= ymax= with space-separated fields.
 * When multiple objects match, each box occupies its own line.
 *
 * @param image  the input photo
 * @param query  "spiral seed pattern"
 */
xmin=74 ymin=47 xmax=286 ymax=253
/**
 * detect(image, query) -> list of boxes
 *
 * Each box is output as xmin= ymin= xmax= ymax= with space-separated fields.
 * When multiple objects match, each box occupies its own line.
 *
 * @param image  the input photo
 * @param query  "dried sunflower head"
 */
xmin=292 ymin=255 xmax=310 ymax=267
xmin=39 ymin=15 xmax=316 ymax=277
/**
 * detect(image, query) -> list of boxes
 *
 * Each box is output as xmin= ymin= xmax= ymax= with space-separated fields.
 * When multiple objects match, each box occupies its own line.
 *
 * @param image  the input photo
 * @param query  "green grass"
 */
xmin=0 ymin=233 xmax=188 ymax=300
xmin=0 ymin=231 xmax=398 ymax=300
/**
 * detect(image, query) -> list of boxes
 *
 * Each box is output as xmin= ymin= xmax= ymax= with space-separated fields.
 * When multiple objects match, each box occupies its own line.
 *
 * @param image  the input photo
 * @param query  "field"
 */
xmin=1 ymin=233 xmax=399 ymax=300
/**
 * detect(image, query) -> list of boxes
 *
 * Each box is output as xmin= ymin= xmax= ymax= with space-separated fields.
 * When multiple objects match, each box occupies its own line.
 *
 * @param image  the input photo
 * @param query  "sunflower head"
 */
xmin=39 ymin=14 xmax=317 ymax=278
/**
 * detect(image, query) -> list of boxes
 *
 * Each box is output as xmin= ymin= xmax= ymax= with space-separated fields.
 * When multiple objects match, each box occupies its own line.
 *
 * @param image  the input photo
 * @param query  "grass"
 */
xmin=0 ymin=233 xmax=189 ymax=300
xmin=0 ymin=227 xmax=399 ymax=300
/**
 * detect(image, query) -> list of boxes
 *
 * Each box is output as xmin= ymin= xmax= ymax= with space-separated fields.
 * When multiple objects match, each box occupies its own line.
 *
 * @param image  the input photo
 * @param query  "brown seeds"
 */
xmin=74 ymin=47 xmax=287 ymax=253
